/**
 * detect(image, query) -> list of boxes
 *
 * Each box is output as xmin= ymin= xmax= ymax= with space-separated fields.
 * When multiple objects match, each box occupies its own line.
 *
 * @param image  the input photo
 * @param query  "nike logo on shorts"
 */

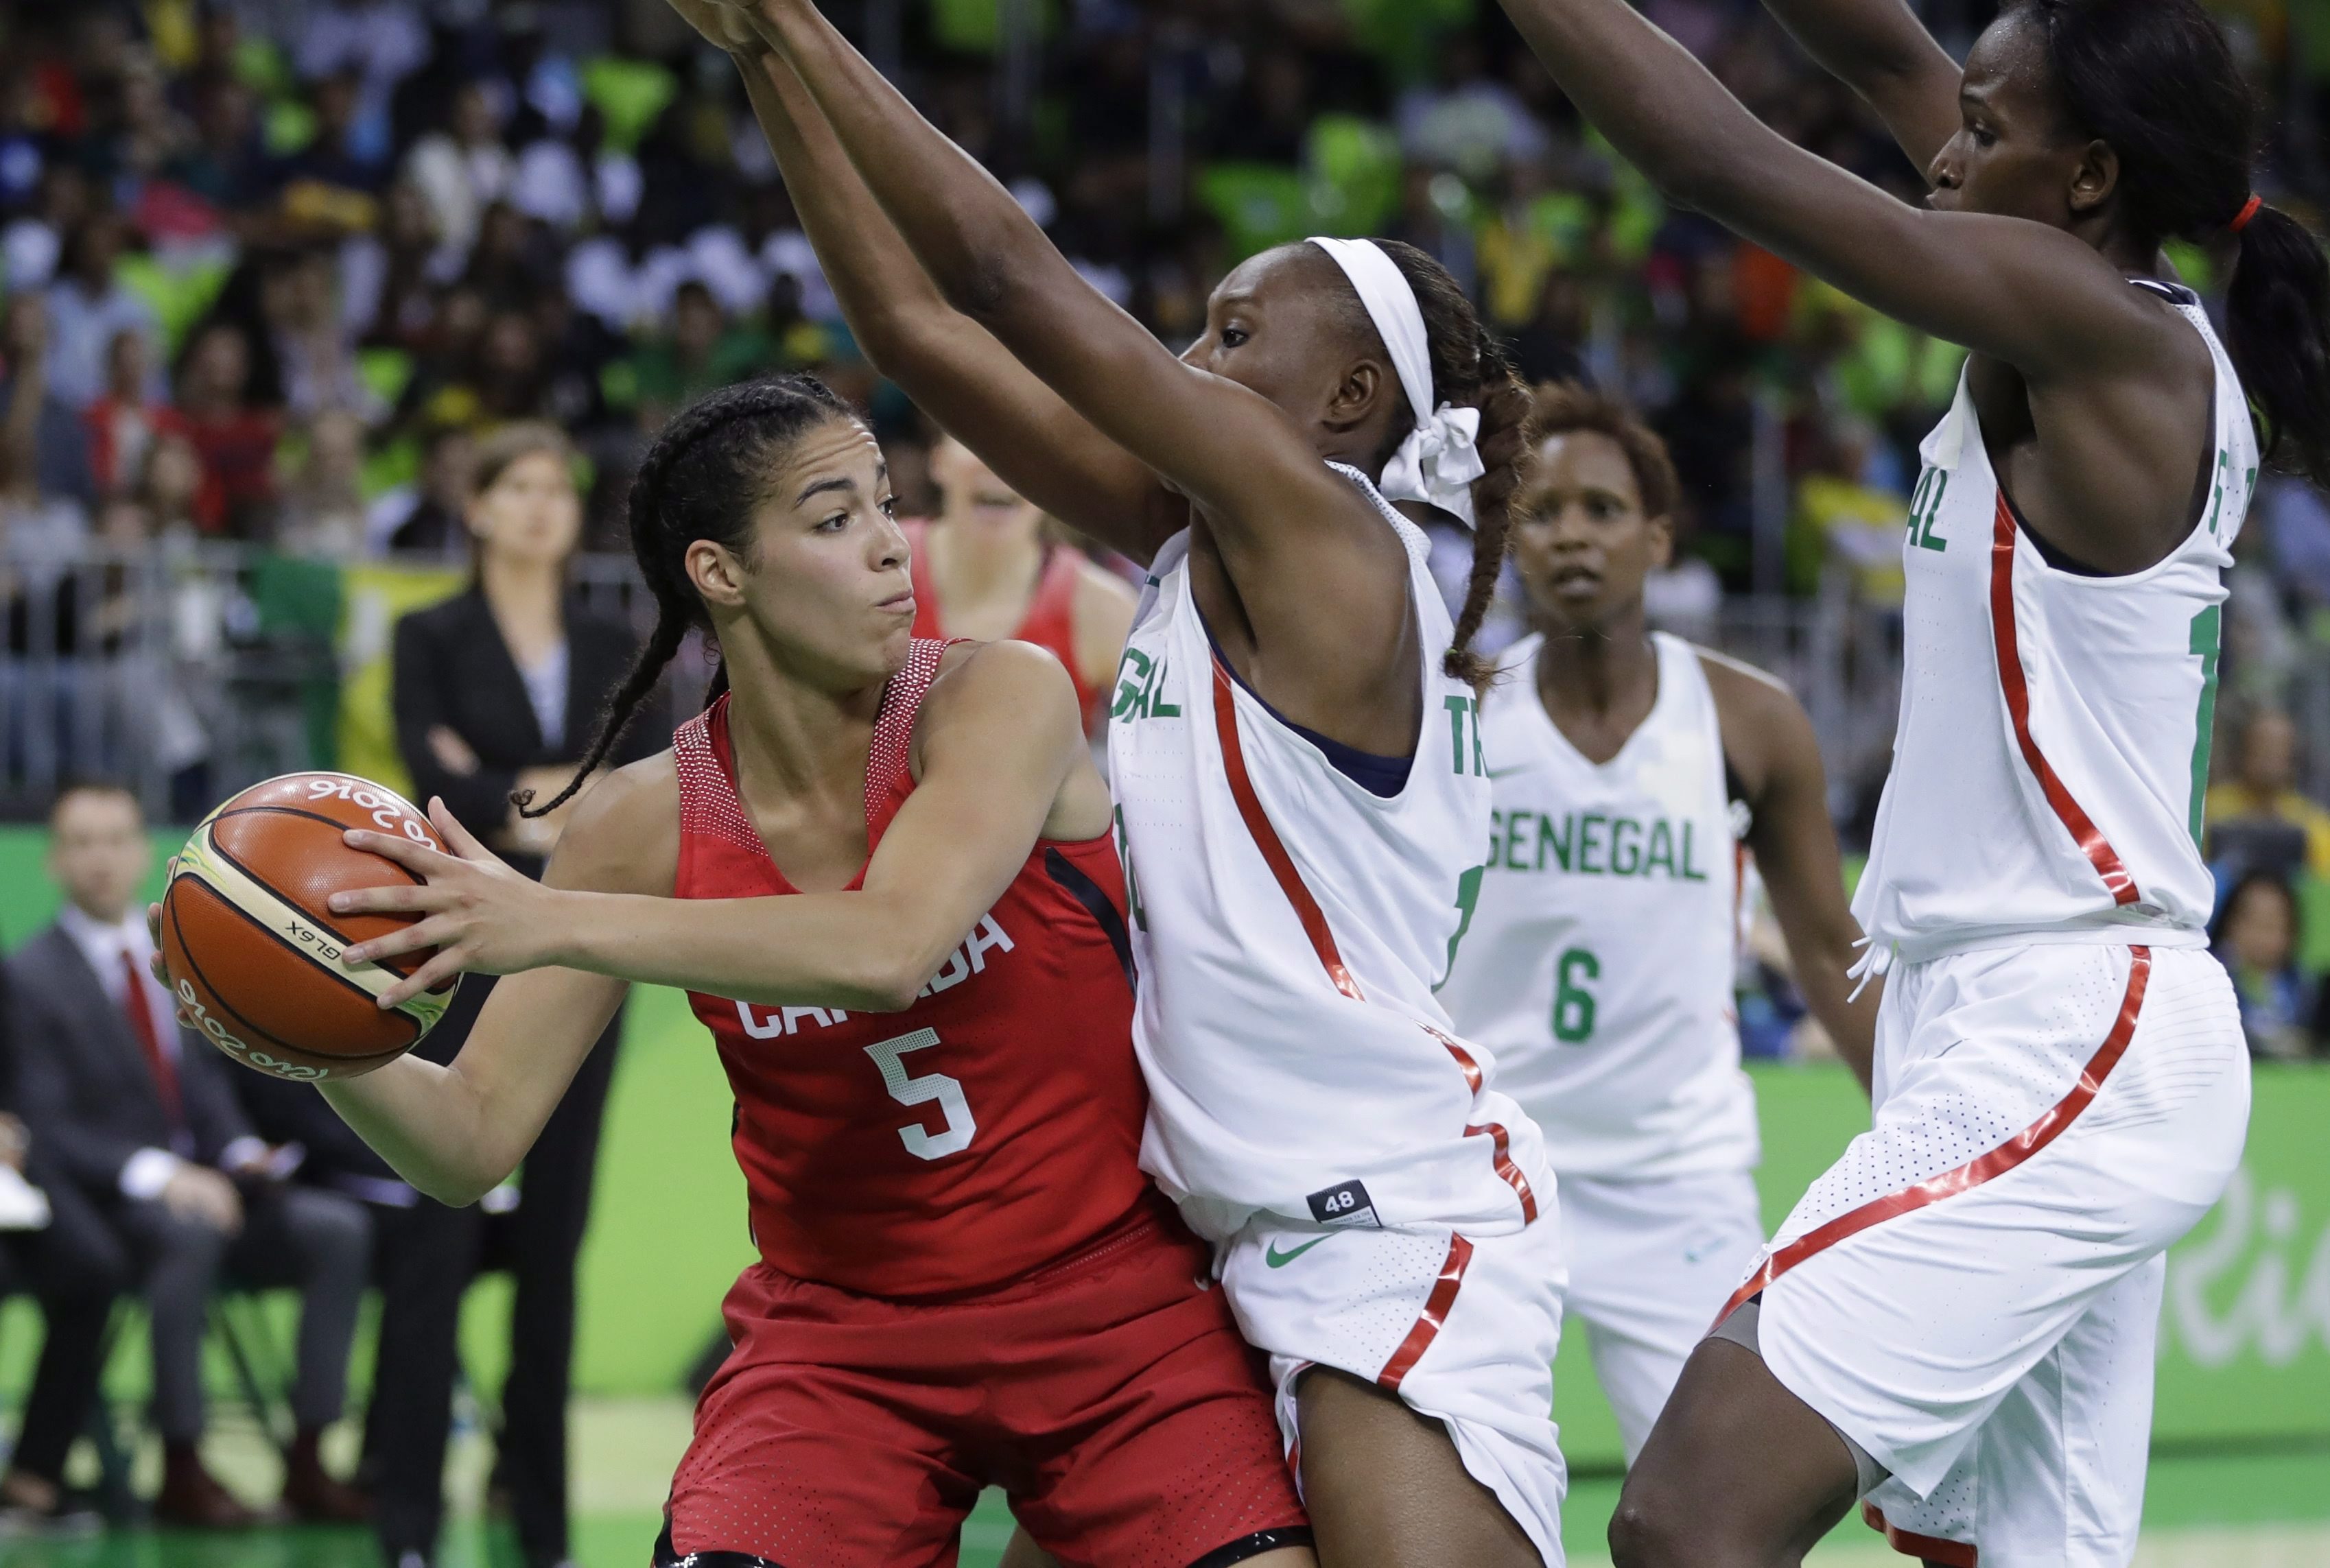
xmin=1264 ymin=1236 xmax=1333 ymax=1268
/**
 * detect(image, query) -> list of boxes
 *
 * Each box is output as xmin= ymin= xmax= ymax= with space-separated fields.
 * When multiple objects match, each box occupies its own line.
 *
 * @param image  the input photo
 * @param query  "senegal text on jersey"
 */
xmin=1486 ymin=808 xmax=1714 ymax=880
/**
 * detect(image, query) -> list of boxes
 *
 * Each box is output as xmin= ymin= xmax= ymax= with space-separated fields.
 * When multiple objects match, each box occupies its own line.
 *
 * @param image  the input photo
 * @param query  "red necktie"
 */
xmin=121 ymin=949 xmax=183 ymax=1126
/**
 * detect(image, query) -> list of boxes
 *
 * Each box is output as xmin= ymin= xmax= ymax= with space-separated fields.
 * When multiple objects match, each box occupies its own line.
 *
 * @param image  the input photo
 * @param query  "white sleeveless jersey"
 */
xmin=1108 ymin=464 xmax=1546 ymax=1242
xmin=1856 ymin=283 xmax=2256 ymax=960
xmin=1438 ymin=632 xmax=1758 ymax=1181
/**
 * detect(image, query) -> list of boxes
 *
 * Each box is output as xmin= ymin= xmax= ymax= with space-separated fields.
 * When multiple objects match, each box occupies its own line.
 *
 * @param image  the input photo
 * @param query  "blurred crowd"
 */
xmin=0 ymin=0 xmax=2328 ymax=1545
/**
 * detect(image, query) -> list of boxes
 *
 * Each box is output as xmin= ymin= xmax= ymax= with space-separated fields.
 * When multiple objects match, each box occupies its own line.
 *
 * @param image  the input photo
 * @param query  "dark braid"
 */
xmin=1360 ymin=239 xmax=1531 ymax=689
xmin=515 ymin=375 xmax=855 ymax=818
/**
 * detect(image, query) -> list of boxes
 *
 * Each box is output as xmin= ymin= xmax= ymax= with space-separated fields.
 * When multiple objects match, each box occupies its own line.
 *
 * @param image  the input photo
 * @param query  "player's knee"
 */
xmin=1608 ymin=1472 xmax=1720 ymax=1568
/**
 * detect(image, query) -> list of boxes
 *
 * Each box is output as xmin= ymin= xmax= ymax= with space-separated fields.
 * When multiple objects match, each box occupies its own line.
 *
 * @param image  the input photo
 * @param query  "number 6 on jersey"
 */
xmin=864 ymin=1028 xmax=978 ymax=1159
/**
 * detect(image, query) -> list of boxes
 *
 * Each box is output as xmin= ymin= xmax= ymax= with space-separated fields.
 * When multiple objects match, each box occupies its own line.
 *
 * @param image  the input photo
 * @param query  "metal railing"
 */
xmin=3 ymin=541 xmax=1909 ymax=826
xmin=0 ymin=545 xmax=684 ymax=824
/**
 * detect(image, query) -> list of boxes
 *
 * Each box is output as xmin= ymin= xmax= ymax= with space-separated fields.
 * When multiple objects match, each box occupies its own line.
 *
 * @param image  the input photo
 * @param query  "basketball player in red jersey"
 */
xmin=906 ymin=436 xmax=1135 ymax=733
xmin=177 ymin=376 xmax=1312 ymax=1568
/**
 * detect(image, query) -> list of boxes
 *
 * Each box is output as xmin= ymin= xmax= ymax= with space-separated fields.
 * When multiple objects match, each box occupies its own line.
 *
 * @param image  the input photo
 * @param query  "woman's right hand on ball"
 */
xmin=328 ymin=798 xmax=573 ymax=1006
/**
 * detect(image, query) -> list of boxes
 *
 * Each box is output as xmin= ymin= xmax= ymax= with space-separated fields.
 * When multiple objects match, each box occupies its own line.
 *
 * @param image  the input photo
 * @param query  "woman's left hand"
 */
xmin=330 ymin=798 xmax=572 ymax=1007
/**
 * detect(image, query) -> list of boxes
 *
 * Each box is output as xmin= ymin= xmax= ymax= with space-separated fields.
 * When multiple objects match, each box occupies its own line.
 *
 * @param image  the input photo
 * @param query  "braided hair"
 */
xmin=1318 ymin=239 xmax=1531 ymax=689
xmin=516 ymin=375 xmax=856 ymax=819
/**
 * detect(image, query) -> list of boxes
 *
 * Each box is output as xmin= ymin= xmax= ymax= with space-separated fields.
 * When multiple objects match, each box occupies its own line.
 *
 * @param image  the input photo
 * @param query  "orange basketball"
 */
xmin=158 ymin=772 xmax=461 ymax=1082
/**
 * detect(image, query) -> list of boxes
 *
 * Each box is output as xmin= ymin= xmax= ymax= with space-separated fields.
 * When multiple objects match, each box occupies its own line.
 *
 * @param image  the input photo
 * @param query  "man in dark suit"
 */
xmin=0 ymin=961 xmax=125 ymax=1532
xmin=10 ymin=783 xmax=372 ymax=1527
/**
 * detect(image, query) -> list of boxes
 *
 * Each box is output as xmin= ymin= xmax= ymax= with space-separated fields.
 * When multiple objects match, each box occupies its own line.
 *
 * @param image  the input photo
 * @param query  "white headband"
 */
xmin=1306 ymin=235 xmax=1485 ymax=527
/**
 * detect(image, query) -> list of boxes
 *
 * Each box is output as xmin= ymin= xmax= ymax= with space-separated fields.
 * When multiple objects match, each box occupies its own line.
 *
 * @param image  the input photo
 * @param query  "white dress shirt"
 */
xmin=55 ymin=901 xmax=263 ymax=1197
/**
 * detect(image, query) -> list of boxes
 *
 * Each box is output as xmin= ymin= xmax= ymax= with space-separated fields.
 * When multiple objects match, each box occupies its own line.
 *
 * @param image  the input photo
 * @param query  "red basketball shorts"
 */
xmin=662 ymin=1201 xmax=1309 ymax=1568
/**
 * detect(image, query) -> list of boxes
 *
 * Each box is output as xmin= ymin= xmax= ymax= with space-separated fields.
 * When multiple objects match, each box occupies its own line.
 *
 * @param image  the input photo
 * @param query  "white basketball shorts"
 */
xmin=1560 ymin=1167 xmax=1765 ymax=1462
xmin=1735 ymin=940 xmax=2248 ymax=1567
xmin=1216 ymin=1200 xmax=1569 ymax=1565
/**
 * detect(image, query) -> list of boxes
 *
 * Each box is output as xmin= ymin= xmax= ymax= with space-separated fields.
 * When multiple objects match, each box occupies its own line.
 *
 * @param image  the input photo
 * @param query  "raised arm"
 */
xmin=1491 ymin=0 xmax=2165 ymax=383
xmin=694 ymin=3 xmax=1179 ymax=562
xmin=1754 ymin=0 xmax=1963 ymax=172
xmin=732 ymin=0 xmax=1369 ymax=562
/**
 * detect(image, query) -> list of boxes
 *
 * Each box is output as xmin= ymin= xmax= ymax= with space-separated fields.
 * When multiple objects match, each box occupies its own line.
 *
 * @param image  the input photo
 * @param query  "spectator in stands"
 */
xmin=2209 ymin=869 xmax=2322 ymax=1061
xmin=172 ymin=320 xmax=279 ymax=535
xmin=0 ymin=961 xmax=125 ymax=1534
xmin=0 ymin=294 xmax=97 ymax=512
xmin=2204 ymin=706 xmax=2330 ymax=886
xmin=609 ymin=278 xmax=763 ymax=432
xmin=368 ymin=423 xmax=476 ymax=558
xmin=403 ymin=80 xmax=510 ymax=262
xmin=39 ymin=212 xmax=158 ymax=412
xmin=263 ymin=246 xmax=379 ymax=423
xmin=133 ymin=430 xmax=206 ymax=540
xmin=84 ymin=324 xmax=185 ymax=495
xmin=385 ymin=423 xmax=646 ymax=1568
xmin=8 ymin=782 xmax=372 ymax=1527
xmin=904 ymin=435 xmax=1136 ymax=734
xmin=276 ymin=407 xmax=368 ymax=559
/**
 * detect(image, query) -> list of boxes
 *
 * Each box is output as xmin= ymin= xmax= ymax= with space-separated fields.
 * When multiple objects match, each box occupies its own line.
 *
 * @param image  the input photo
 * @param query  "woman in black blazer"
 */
xmin=373 ymin=422 xmax=649 ymax=1568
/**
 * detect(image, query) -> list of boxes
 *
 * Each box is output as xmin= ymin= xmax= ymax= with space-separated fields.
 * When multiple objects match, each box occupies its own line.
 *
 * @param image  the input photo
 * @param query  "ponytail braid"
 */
xmin=1367 ymin=240 xmax=1530 ymax=689
xmin=515 ymin=375 xmax=856 ymax=818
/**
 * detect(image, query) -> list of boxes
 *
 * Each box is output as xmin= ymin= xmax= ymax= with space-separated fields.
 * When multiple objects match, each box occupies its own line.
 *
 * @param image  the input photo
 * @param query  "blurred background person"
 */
xmin=2209 ymin=868 xmax=2325 ymax=1061
xmin=0 ymin=957 xmax=125 ymax=1535
xmin=2204 ymin=705 xmax=2330 ymax=890
xmin=8 ymin=781 xmax=370 ymax=1527
xmin=904 ymin=434 xmax=1135 ymax=735
xmin=382 ymin=422 xmax=646 ymax=1568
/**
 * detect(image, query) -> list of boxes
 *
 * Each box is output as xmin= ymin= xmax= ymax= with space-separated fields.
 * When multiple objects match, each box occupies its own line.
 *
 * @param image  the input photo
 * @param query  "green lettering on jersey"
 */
xmin=1445 ymin=695 xmax=1470 ymax=773
xmin=1435 ymin=864 xmax=1486 ymax=992
xmin=1908 ymin=468 xmax=1950 ymax=551
xmin=1501 ymin=809 xmax=1531 ymax=870
xmin=1577 ymin=813 xmax=1608 ymax=873
xmin=1149 ymin=658 xmax=1181 ymax=717
xmin=1610 ymin=816 xmax=1643 ymax=875
xmin=1111 ymin=648 xmax=1153 ymax=720
xmin=1680 ymin=820 xmax=1710 ymax=881
xmin=2189 ymin=604 xmax=2222 ymax=844
xmin=1540 ymin=813 xmax=1573 ymax=871
xmin=1643 ymin=818 xmax=1678 ymax=878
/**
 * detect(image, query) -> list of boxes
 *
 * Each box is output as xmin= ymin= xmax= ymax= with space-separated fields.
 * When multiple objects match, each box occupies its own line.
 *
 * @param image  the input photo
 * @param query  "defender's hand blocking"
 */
xmin=330 ymin=798 xmax=563 ymax=1006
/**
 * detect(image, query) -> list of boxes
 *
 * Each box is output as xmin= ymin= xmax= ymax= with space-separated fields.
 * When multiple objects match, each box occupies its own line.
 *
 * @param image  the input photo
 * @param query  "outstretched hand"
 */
xmin=327 ymin=798 xmax=572 ymax=1007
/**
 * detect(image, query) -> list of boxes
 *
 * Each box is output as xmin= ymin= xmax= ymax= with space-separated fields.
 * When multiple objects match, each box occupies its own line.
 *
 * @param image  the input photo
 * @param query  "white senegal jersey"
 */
xmin=1438 ymin=631 xmax=1758 ymax=1181
xmin=1856 ymin=281 xmax=2257 ymax=960
xmin=1107 ymin=463 xmax=1546 ymax=1243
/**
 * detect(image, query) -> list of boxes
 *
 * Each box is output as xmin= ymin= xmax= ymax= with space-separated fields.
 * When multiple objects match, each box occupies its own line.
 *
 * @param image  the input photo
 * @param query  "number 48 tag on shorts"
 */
xmin=1306 ymin=1179 xmax=1382 ymax=1230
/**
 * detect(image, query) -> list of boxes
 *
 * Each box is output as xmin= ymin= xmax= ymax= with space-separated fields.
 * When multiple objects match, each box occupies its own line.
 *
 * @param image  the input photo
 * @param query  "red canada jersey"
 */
xmin=674 ymin=638 xmax=1150 ymax=1297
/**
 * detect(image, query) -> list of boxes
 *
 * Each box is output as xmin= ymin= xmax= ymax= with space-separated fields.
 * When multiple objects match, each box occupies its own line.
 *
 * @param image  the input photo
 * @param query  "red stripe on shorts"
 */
xmin=1378 ymin=1233 xmax=1475 ymax=1390
xmin=1865 ymin=1503 xmax=1979 ymax=1567
xmin=1211 ymin=656 xmax=1363 ymax=1000
xmin=1466 ymin=1122 xmax=1538 ymax=1224
xmin=1719 ymin=945 xmax=2152 ymax=1325
xmin=1990 ymin=494 xmax=2139 ymax=906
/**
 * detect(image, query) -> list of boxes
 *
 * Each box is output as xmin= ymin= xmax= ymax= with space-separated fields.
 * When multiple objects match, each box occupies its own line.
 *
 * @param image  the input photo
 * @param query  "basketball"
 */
xmin=158 ymin=772 xmax=460 ymax=1082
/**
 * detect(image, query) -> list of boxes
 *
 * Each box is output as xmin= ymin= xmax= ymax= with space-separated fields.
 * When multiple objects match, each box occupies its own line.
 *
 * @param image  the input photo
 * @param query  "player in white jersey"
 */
xmin=1437 ymin=385 xmax=1877 ymax=1463
xmin=1487 ymin=0 xmax=2330 ymax=1561
xmin=706 ymin=3 xmax=1566 ymax=1560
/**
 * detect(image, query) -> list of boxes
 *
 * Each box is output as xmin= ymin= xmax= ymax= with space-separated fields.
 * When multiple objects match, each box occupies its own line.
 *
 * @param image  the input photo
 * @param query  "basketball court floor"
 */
xmin=0 ymin=1395 xmax=2321 ymax=1567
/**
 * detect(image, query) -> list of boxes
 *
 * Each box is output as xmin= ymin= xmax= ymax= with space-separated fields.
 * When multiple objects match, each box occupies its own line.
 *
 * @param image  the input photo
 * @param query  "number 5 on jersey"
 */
xmin=864 ymin=1028 xmax=976 ymax=1159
